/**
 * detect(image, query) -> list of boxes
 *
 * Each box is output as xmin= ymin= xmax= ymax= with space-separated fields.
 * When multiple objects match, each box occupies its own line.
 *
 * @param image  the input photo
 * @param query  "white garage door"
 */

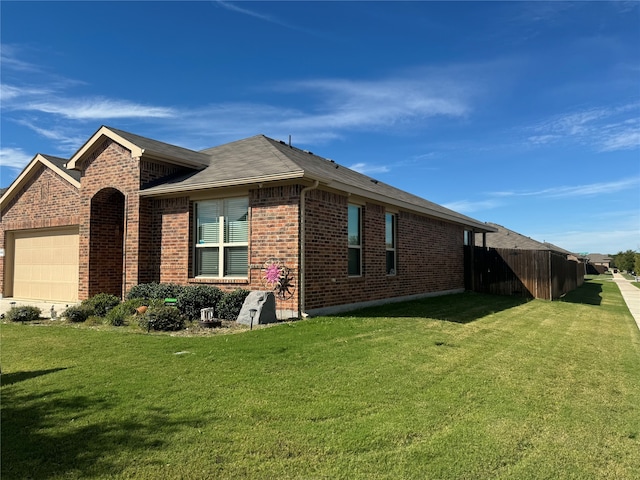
xmin=11 ymin=227 xmax=79 ymax=302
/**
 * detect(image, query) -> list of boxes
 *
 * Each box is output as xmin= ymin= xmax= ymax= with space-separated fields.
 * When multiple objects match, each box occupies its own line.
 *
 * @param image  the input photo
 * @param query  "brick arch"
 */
xmin=88 ymin=188 xmax=125 ymax=298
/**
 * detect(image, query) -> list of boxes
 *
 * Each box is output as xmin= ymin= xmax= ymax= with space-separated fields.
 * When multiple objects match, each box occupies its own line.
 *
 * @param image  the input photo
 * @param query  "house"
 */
xmin=1 ymin=126 xmax=495 ymax=317
xmin=473 ymin=223 xmax=584 ymax=299
xmin=585 ymin=253 xmax=612 ymax=274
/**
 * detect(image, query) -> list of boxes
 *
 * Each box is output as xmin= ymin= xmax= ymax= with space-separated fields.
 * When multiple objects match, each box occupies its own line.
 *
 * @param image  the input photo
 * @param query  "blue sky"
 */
xmin=1 ymin=1 xmax=639 ymax=255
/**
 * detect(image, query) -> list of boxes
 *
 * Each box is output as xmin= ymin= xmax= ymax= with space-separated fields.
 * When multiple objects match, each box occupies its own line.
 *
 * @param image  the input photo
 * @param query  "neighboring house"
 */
xmin=473 ymin=223 xmax=584 ymax=299
xmin=1 ymin=126 xmax=494 ymax=317
xmin=477 ymin=223 xmax=572 ymax=255
xmin=586 ymin=253 xmax=612 ymax=270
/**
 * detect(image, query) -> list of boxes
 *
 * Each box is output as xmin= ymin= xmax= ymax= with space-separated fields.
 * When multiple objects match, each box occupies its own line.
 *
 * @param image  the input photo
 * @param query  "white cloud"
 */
xmin=214 ymin=1 xmax=322 ymax=36
xmin=529 ymin=102 xmax=640 ymax=152
xmin=599 ymin=129 xmax=640 ymax=151
xmin=489 ymin=178 xmax=640 ymax=199
xmin=16 ymin=120 xmax=85 ymax=150
xmin=532 ymin=228 xmax=640 ymax=255
xmin=0 ymin=147 xmax=34 ymax=170
xmin=348 ymin=163 xmax=390 ymax=175
xmin=0 ymin=83 xmax=52 ymax=102
xmin=442 ymin=199 xmax=503 ymax=213
xmin=278 ymin=77 xmax=470 ymax=131
xmin=23 ymin=98 xmax=175 ymax=120
xmin=0 ymin=44 xmax=42 ymax=73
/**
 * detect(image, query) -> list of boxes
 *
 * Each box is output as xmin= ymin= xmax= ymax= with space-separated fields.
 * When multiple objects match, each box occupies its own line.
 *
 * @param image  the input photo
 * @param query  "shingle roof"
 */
xmin=141 ymin=134 xmax=494 ymax=232
xmin=479 ymin=223 xmax=571 ymax=254
xmin=41 ymin=154 xmax=81 ymax=182
xmin=107 ymin=127 xmax=211 ymax=167
xmin=586 ymin=253 xmax=612 ymax=263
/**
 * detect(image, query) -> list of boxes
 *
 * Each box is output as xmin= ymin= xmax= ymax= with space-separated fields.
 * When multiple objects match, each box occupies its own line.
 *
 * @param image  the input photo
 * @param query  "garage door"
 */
xmin=10 ymin=227 xmax=79 ymax=301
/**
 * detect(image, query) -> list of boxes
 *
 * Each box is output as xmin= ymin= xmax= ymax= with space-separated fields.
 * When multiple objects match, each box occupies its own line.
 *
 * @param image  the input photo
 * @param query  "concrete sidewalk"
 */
xmin=0 ymin=298 xmax=76 ymax=319
xmin=611 ymin=273 xmax=640 ymax=331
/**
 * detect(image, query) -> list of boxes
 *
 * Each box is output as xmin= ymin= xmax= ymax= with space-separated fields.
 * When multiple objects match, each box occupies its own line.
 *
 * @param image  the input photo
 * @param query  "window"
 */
xmin=348 ymin=204 xmax=361 ymax=276
xmin=195 ymin=197 xmax=248 ymax=277
xmin=464 ymin=230 xmax=472 ymax=246
xmin=385 ymin=213 xmax=396 ymax=275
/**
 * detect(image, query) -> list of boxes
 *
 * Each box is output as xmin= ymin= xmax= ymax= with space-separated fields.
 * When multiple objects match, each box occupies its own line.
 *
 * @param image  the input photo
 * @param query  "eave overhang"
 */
xmin=140 ymin=169 xmax=496 ymax=233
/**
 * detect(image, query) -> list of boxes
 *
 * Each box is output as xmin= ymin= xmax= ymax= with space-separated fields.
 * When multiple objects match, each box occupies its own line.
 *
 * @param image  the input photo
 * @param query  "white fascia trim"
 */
xmin=139 ymin=171 xmax=307 ymax=197
xmin=67 ymin=126 xmax=142 ymax=170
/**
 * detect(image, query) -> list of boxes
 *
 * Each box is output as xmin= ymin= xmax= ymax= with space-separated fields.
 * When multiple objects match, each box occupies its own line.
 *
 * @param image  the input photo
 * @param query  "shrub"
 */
xmin=105 ymin=299 xmax=148 ymax=326
xmin=63 ymin=304 xmax=94 ymax=323
xmin=177 ymin=285 xmax=223 ymax=320
xmin=127 ymin=283 xmax=185 ymax=301
xmin=82 ymin=293 xmax=121 ymax=317
xmin=6 ymin=305 xmax=41 ymax=322
xmin=217 ymin=289 xmax=250 ymax=320
xmin=85 ymin=316 xmax=105 ymax=326
xmin=140 ymin=306 xmax=185 ymax=332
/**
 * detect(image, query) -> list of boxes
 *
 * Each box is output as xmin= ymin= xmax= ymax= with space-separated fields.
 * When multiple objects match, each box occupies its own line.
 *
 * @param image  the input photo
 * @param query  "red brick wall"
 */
xmin=304 ymin=189 xmax=349 ymax=310
xmin=166 ymin=186 xmax=302 ymax=311
xmin=303 ymin=189 xmax=465 ymax=311
xmin=0 ymin=164 xmax=80 ymax=296
xmin=88 ymin=188 xmax=124 ymax=297
xmin=77 ymin=140 xmax=192 ymax=298
xmin=248 ymin=186 xmax=300 ymax=312
xmin=79 ymin=140 xmax=141 ymax=299
xmin=145 ymin=197 xmax=191 ymax=285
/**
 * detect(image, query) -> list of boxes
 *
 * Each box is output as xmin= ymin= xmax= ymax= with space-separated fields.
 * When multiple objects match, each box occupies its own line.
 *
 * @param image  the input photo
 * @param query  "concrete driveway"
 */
xmin=0 ymin=298 xmax=77 ymax=319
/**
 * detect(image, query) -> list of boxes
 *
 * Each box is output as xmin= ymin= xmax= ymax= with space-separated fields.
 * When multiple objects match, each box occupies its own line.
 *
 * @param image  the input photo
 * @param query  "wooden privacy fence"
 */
xmin=466 ymin=247 xmax=584 ymax=300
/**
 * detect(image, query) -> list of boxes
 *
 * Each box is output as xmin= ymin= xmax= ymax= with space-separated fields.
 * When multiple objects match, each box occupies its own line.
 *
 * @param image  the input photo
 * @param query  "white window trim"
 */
xmin=194 ymin=198 xmax=249 ymax=279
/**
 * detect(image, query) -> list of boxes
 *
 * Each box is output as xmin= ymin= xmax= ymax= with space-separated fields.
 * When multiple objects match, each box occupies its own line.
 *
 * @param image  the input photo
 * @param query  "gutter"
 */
xmin=299 ymin=180 xmax=319 ymax=317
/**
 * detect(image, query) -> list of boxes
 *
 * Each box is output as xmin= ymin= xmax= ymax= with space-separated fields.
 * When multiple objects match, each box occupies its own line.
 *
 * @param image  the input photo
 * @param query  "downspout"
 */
xmin=299 ymin=180 xmax=319 ymax=317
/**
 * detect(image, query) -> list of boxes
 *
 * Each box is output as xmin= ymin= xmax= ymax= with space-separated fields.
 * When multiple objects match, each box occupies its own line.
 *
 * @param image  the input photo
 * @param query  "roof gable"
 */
xmin=66 ymin=126 xmax=210 ymax=170
xmin=1 ymin=153 xmax=80 ymax=209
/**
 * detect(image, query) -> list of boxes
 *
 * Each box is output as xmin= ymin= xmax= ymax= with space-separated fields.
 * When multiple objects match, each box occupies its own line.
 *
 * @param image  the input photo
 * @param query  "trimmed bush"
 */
xmin=127 ymin=283 xmax=185 ymax=301
xmin=6 ymin=306 xmax=41 ymax=322
xmin=105 ymin=298 xmax=149 ymax=326
xmin=82 ymin=293 xmax=121 ymax=317
xmin=177 ymin=285 xmax=223 ymax=320
xmin=140 ymin=306 xmax=185 ymax=332
xmin=217 ymin=289 xmax=250 ymax=320
xmin=84 ymin=316 xmax=105 ymax=326
xmin=63 ymin=305 xmax=94 ymax=323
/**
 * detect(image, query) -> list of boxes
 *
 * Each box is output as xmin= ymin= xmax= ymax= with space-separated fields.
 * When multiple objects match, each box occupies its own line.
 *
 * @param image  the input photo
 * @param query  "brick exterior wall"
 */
xmin=2 ymin=140 xmax=466 ymax=313
xmin=303 ymin=188 xmax=465 ymax=311
xmin=78 ymin=142 xmax=190 ymax=299
xmin=139 ymin=186 xmax=301 ymax=312
xmin=248 ymin=185 xmax=301 ymax=313
xmin=0 ymin=164 xmax=80 ymax=296
xmin=79 ymin=140 xmax=141 ymax=299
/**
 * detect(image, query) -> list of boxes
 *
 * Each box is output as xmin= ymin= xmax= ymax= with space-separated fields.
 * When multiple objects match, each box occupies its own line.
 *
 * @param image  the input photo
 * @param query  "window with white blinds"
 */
xmin=195 ymin=198 xmax=248 ymax=277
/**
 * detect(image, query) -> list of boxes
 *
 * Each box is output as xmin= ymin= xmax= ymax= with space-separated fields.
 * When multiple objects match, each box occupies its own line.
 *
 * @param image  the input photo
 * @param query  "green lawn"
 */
xmin=2 ymin=276 xmax=639 ymax=479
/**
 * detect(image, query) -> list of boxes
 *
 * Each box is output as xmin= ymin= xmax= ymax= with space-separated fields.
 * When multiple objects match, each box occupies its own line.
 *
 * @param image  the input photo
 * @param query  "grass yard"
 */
xmin=2 ymin=276 xmax=639 ymax=479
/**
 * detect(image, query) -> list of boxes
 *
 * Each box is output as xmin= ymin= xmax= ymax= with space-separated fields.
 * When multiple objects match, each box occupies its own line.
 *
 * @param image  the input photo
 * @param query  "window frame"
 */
xmin=348 ymin=204 xmax=362 ymax=277
xmin=194 ymin=197 xmax=249 ymax=278
xmin=385 ymin=212 xmax=397 ymax=275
